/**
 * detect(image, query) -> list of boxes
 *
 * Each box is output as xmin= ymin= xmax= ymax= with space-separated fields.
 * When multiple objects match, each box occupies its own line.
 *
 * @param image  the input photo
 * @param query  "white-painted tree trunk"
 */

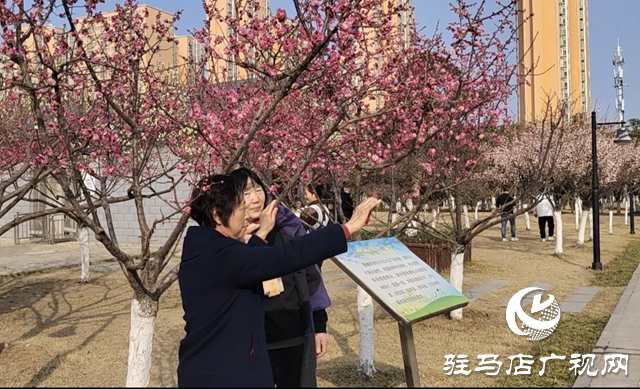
xmin=449 ymin=251 xmax=465 ymax=320
xmin=475 ymin=201 xmax=481 ymax=220
xmin=589 ymin=208 xmax=594 ymax=241
xmin=357 ymin=286 xmax=376 ymax=377
xmin=463 ymin=205 xmax=470 ymax=229
xmin=625 ymin=198 xmax=629 ymax=226
xmin=554 ymin=211 xmax=563 ymax=256
xmin=125 ymin=297 xmax=158 ymax=387
xmin=431 ymin=208 xmax=437 ymax=229
xmin=491 ymin=196 xmax=496 ymax=210
xmin=575 ymin=198 xmax=581 ymax=230
xmin=524 ymin=204 xmax=531 ymax=231
xmin=577 ymin=209 xmax=589 ymax=245
xmin=449 ymin=195 xmax=456 ymax=211
xmin=404 ymin=199 xmax=417 ymax=237
xmin=609 ymin=210 xmax=614 ymax=234
xmin=79 ymin=227 xmax=90 ymax=283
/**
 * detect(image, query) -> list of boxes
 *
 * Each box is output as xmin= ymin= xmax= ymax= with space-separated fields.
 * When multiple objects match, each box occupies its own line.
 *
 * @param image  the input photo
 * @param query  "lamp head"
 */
xmin=614 ymin=125 xmax=633 ymax=145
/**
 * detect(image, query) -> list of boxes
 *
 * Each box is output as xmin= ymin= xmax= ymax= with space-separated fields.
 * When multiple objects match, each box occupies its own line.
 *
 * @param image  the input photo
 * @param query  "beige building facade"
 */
xmin=517 ymin=0 xmax=591 ymax=122
xmin=205 ymin=0 xmax=270 ymax=82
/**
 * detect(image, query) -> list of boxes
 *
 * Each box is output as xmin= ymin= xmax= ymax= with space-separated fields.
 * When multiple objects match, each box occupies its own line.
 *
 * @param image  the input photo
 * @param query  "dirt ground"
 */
xmin=0 ymin=212 xmax=634 ymax=387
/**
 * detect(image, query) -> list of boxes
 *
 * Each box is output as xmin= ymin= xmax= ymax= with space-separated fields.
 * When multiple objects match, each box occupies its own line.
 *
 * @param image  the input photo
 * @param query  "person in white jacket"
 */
xmin=533 ymin=192 xmax=555 ymax=242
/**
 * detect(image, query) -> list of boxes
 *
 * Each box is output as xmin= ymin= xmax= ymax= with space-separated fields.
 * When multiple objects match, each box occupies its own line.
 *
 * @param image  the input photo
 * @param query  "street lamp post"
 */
xmin=630 ymin=184 xmax=636 ymax=235
xmin=591 ymin=111 xmax=633 ymax=270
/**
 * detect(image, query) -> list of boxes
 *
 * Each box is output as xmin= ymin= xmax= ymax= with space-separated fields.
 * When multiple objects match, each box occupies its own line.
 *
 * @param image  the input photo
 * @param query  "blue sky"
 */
xmin=77 ymin=0 xmax=640 ymax=120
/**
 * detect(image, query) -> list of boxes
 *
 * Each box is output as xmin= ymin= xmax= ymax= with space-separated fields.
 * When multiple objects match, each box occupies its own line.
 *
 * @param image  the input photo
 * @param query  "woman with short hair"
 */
xmin=177 ymin=173 xmax=379 ymax=387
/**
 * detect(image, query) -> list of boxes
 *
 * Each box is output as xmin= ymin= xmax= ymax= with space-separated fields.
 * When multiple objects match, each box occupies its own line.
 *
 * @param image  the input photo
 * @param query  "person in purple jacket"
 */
xmin=230 ymin=168 xmax=331 ymax=387
xmin=177 ymin=173 xmax=380 ymax=387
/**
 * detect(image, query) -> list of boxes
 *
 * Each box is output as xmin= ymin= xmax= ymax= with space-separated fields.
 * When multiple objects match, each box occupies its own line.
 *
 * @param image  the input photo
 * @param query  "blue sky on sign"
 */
xmin=74 ymin=0 xmax=640 ymax=120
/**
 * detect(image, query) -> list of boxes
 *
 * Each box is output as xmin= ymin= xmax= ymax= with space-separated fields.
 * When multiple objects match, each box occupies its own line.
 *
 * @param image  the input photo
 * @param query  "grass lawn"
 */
xmin=0 ymin=212 xmax=636 ymax=387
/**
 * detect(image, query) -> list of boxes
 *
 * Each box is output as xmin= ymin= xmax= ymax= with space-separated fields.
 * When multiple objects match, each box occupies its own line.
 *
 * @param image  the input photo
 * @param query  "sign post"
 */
xmin=333 ymin=237 xmax=469 ymax=387
xmin=398 ymin=322 xmax=420 ymax=386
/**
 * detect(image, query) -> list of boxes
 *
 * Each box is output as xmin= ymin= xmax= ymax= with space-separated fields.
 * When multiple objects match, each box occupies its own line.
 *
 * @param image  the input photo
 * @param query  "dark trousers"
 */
xmin=268 ymin=343 xmax=305 ymax=387
xmin=538 ymin=216 xmax=555 ymax=239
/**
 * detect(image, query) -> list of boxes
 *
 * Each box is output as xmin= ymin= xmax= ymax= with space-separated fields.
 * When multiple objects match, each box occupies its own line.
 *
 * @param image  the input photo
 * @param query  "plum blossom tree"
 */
xmin=0 ymin=0 xmax=208 ymax=385
xmin=0 ymin=94 xmax=52 ymax=228
xmin=180 ymin=0 xmax=535 ymax=373
xmin=0 ymin=0 xmax=564 ymax=383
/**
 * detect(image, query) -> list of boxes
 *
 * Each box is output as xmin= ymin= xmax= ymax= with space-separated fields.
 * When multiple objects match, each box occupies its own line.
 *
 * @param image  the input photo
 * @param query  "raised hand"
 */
xmin=344 ymin=197 xmax=382 ymax=236
xmin=255 ymin=200 xmax=278 ymax=240
xmin=240 ymin=222 xmax=260 ymax=243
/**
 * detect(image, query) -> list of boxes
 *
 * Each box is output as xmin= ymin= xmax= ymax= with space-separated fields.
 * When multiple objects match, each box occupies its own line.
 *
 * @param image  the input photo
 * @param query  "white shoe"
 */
xmin=541 ymin=238 xmax=546 ymax=242
xmin=502 ymin=238 xmax=508 ymax=242
xmin=511 ymin=237 xmax=518 ymax=242
xmin=548 ymin=236 xmax=554 ymax=241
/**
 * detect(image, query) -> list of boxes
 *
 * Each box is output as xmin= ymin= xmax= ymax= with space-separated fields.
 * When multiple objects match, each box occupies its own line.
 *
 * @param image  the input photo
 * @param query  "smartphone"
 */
xmin=366 ymin=190 xmax=377 ymax=225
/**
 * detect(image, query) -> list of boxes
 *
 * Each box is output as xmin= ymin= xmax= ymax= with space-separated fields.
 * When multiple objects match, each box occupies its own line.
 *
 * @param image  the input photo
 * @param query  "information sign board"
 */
xmin=332 ymin=237 xmax=469 ymax=324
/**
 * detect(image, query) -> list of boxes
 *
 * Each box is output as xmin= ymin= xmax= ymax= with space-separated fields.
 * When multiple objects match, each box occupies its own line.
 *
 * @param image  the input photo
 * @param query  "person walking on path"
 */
xmin=496 ymin=187 xmax=518 ymax=242
xmin=533 ymin=192 xmax=556 ymax=242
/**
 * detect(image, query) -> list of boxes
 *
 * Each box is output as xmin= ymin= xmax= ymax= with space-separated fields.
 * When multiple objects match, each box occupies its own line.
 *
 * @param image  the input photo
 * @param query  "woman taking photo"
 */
xmin=230 ymin=168 xmax=330 ymax=387
xmin=177 ymin=174 xmax=379 ymax=387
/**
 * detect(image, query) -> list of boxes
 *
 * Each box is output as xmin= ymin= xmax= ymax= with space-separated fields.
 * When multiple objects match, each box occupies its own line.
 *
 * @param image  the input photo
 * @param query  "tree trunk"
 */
xmin=554 ymin=211 xmax=563 ymax=256
xmin=575 ymin=198 xmax=581 ymax=230
xmin=463 ymin=205 xmax=470 ymax=229
xmin=589 ymin=208 xmax=594 ymax=241
xmin=625 ymin=198 xmax=629 ymax=226
xmin=617 ymin=197 xmax=621 ymax=215
xmin=609 ymin=210 xmax=614 ymax=234
xmin=356 ymin=286 xmax=376 ymax=377
xmin=422 ymin=204 xmax=428 ymax=224
xmin=449 ymin=248 xmax=465 ymax=321
xmin=404 ymin=199 xmax=417 ymax=237
xmin=577 ymin=209 xmax=589 ymax=246
xmin=431 ymin=208 xmax=437 ymax=229
xmin=125 ymin=295 xmax=159 ymax=387
xmin=491 ymin=196 xmax=496 ymax=210
xmin=524 ymin=204 xmax=531 ymax=231
xmin=474 ymin=201 xmax=481 ymax=220
xmin=387 ymin=192 xmax=396 ymax=228
xmin=79 ymin=226 xmax=90 ymax=283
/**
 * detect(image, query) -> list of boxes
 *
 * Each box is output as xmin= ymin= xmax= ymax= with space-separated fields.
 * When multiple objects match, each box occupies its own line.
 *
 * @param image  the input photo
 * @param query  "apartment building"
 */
xmin=517 ymin=0 xmax=591 ymax=122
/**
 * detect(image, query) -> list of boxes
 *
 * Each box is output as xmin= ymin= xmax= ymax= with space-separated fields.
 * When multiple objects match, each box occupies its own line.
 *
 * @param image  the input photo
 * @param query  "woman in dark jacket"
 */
xmin=230 ymin=168 xmax=331 ymax=387
xmin=177 ymin=173 xmax=379 ymax=387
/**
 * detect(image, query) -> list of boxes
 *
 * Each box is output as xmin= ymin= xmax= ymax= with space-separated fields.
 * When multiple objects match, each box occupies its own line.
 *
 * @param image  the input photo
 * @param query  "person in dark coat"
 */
xmin=230 ymin=168 xmax=331 ymax=387
xmin=340 ymin=185 xmax=354 ymax=222
xmin=177 ymin=174 xmax=380 ymax=387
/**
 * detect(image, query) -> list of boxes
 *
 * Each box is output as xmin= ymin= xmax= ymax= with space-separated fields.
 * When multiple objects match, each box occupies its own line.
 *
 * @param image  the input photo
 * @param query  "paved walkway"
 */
xmin=0 ymin=244 xmax=120 ymax=276
xmin=573 ymin=263 xmax=640 ymax=388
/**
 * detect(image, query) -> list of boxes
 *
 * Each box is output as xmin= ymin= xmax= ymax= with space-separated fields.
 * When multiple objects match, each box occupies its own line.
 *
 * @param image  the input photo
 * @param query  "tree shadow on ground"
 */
xmin=0 ymin=269 xmax=132 ymax=386
xmin=0 ymin=270 xmax=130 ymax=342
xmin=23 ymin=315 xmax=117 ymax=387
xmin=319 ymin=324 xmax=405 ymax=387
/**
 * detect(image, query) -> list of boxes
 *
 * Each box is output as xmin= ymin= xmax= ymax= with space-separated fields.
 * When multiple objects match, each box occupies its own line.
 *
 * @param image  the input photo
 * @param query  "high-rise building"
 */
xmin=517 ymin=0 xmax=591 ymax=122
xmin=204 ymin=0 xmax=413 ymax=83
xmin=205 ymin=0 xmax=270 ymax=82
xmin=76 ymin=4 xmax=176 ymax=79
xmin=174 ymin=35 xmax=207 ymax=82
